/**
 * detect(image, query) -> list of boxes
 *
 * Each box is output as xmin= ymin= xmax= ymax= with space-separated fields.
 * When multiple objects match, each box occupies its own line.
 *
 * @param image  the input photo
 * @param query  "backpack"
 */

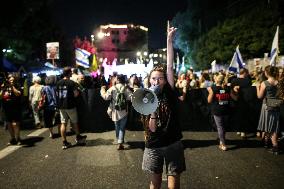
xmin=37 ymin=92 xmax=46 ymax=110
xmin=114 ymin=86 xmax=127 ymax=111
xmin=38 ymin=86 xmax=57 ymax=111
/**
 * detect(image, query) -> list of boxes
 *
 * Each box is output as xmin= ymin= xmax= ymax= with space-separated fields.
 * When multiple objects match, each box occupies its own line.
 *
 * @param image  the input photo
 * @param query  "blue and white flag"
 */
xmin=75 ymin=48 xmax=91 ymax=68
xmin=228 ymin=46 xmax=244 ymax=73
xmin=269 ymin=26 xmax=279 ymax=65
xmin=176 ymin=53 xmax=180 ymax=74
xmin=180 ymin=56 xmax=186 ymax=72
xmin=44 ymin=62 xmax=56 ymax=69
xmin=211 ymin=60 xmax=217 ymax=73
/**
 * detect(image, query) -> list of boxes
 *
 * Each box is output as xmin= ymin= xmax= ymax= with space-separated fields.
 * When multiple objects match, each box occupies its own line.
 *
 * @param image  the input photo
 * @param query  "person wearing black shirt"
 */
xmin=0 ymin=74 xmax=22 ymax=145
xmin=231 ymin=68 xmax=252 ymax=138
xmin=56 ymin=67 xmax=86 ymax=149
xmin=207 ymin=74 xmax=238 ymax=151
xmin=141 ymin=27 xmax=185 ymax=189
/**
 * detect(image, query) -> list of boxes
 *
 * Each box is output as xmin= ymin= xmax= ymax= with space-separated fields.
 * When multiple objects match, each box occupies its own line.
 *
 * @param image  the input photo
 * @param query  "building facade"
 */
xmin=93 ymin=24 xmax=148 ymax=65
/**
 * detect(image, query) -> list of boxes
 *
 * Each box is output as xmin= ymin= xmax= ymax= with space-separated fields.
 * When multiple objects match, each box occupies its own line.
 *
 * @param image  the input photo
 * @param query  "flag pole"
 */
xmin=52 ymin=58 xmax=55 ymax=67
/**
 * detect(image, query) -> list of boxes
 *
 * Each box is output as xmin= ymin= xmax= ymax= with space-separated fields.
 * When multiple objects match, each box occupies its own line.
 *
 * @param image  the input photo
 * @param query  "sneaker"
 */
xmin=117 ymin=144 xmax=125 ymax=150
xmin=7 ymin=138 xmax=17 ymax=146
xmin=62 ymin=141 xmax=72 ymax=150
xmin=268 ymin=146 xmax=280 ymax=155
xmin=49 ymin=133 xmax=55 ymax=139
xmin=75 ymin=135 xmax=87 ymax=145
xmin=16 ymin=138 xmax=23 ymax=145
xmin=35 ymin=123 xmax=42 ymax=129
xmin=240 ymin=132 xmax=246 ymax=137
xmin=218 ymin=144 xmax=227 ymax=151
xmin=263 ymin=138 xmax=271 ymax=149
xmin=240 ymin=132 xmax=247 ymax=140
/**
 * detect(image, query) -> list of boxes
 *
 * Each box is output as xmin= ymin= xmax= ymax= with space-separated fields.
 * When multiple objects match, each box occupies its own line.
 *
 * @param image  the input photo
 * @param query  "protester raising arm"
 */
xmin=167 ymin=26 xmax=177 ymax=89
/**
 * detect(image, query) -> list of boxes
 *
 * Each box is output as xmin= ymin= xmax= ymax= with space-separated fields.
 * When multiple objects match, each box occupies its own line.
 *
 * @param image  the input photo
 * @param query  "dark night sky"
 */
xmin=49 ymin=0 xmax=188 ymax=49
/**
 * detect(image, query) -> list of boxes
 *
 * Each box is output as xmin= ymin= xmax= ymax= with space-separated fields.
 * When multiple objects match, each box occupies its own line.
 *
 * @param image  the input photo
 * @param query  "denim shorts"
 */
xmin=142 ymin=140 xmax=186 ymax=175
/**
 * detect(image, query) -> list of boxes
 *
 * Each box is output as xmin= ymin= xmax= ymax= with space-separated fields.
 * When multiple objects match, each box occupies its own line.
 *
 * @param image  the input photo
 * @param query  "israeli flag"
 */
xmin=176 ymin=52 xmax=180 ymax=74
xmin=44 ymin=62 xmax=56 ymax=69
xmin=269 ymin=26 xmax=279 ymax=65
xmin=75 ymin=48 xmax=91 ymax=68
xmin=228 ymin=46 xmax=244 ymax=73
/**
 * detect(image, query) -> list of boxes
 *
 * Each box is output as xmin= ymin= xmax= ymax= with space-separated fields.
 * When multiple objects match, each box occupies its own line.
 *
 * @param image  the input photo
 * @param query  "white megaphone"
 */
xmin=132 ymin=87 xmax=159 ymax=115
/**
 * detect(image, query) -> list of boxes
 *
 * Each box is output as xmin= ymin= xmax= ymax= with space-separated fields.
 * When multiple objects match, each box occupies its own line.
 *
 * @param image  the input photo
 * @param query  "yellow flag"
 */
xmin=23 ymin=79 xmax=29 ymax=97
xmin=91 ymin=54 xmax=98 ymax=71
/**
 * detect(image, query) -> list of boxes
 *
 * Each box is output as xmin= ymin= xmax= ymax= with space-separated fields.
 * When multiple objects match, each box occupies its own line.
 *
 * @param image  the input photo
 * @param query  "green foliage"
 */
xmin=173 ymin=0 xmax=283 ymax=70
xmin=0 ymin=0 xmax=69 ymax=67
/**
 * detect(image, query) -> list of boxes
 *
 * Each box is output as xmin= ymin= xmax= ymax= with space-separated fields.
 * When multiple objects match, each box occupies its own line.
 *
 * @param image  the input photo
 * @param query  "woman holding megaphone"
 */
xmin=140 ymin=26 xmax=186 ymax=189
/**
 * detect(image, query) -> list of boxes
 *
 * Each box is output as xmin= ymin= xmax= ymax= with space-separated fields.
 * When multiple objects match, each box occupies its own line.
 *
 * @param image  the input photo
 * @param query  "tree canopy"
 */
xmin=173 ymin=0 xmax=283 ymax=70
xmin=0 ymin=0 xmax=71 ymax=69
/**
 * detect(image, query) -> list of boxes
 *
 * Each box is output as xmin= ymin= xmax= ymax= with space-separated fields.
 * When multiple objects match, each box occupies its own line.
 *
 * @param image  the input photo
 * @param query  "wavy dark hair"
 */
xmin=45 ymin=75 xmax=57 ymax=86
xmin=265 ymin=65 xmax=278 ymax=78
xmin=277 ymin=77 xmax=284 ymax=100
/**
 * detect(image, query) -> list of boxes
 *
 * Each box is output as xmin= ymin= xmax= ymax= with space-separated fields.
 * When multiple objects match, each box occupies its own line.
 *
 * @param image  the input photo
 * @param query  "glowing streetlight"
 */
xmin=136 ymin=51 xmax=141 ymax=56
xmin=91 ymin=35 xmax=95 ymax=45
xmin=2 ymin=48 xmax=12 ymax=53
xmin=97 ymin=32 xmax=105 ymax=39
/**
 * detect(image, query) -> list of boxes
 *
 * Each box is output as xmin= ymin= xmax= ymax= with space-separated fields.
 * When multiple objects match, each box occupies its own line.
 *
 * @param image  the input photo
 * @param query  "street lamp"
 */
xmin=91 ymin=35 xmax=95 ymax=46
xmin=2 ymin=48 xmax=12 ymax=53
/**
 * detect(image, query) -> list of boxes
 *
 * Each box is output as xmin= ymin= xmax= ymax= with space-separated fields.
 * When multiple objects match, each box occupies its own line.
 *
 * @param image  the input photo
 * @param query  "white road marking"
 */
xmin=0 ymin=146 xmax=21 ymax=160
xmin=27 ymin=128 xmax=48 ymax=137
xmin=0 ymin=128 xmax=48 ymax=160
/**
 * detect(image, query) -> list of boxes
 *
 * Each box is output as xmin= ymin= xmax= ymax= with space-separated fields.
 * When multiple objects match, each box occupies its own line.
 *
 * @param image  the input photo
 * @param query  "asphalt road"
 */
xmin=0 ymin=125 xmax=283 ymax=189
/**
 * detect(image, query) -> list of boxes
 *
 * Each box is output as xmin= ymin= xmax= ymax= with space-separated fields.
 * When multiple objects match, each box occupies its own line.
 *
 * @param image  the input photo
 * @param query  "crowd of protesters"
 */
xmin=175 ymin=65 xmax=284 ymax=154
xmin=0 ymin=63 xmax=284 ymax=154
